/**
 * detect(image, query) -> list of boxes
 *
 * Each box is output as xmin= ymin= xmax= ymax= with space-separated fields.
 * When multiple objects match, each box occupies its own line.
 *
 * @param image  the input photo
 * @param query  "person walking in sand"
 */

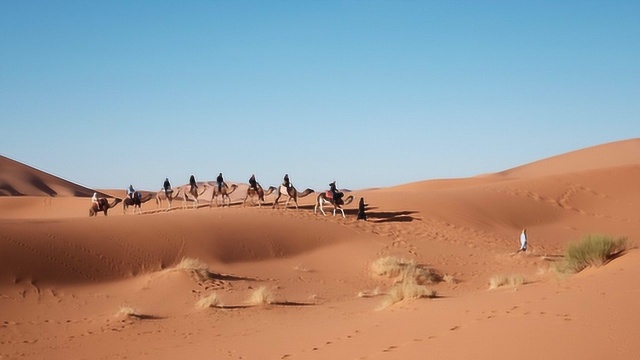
xmin=357 ymin=197 xmax=368 ymax=221
xmin=518 ymin=228 xmax=528 ymax=252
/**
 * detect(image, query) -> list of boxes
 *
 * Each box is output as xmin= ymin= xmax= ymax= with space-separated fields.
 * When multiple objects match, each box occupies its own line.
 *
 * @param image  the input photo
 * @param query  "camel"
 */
xmin=243 ymin=183 xmax=276 ymax=208
xmin=210 ymin=183 xmax=239 ymax=207
xmin=314 ymin=192 xmax=355 ymax=218
xmin=89 ymin=198 xmax=122 ymax=217
xmin=156 ymin=188 xmax=181 ymax=210
xmin=272 ymin=184 xmax=314 ymax=210
xmin=123 ymin=191 xmax=154 ymax=214
xmin=182 ymin=184 xmax=208 ymax=209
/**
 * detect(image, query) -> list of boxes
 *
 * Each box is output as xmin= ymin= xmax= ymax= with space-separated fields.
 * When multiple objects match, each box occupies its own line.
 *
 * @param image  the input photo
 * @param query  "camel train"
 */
xmin=89 ymin=177 xmax=356 ymax=217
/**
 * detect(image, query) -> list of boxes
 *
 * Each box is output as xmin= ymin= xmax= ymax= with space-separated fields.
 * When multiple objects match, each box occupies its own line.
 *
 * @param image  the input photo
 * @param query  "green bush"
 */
xmin=557 ymin=234 xmax=627 ymax=274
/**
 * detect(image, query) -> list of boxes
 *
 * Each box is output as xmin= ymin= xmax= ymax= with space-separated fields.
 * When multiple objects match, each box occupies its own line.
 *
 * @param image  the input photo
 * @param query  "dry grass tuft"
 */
xmin=370 ymin=256 xmax=438 ymax=309
xmin=196 ymin=293 xmax=222 ymax=308
xmin=174 ymin=257 xmax=210 ymax=278
xmin=377 ymin=280 xmax=437 ymax=310
xmin=117 ymin=306 xmax=139 ymax=317
xmin=488 ymin=274 xmax=526 ymax=290
xmin=371 ymin=256 xmax=441 ymax=285
xmin=555 ymin=234 xmax=627 ymax=274
xmin=358 ymin=287 xmax=383 ymax=298
xmin=247 ymin=286 xmax=275 ymax=306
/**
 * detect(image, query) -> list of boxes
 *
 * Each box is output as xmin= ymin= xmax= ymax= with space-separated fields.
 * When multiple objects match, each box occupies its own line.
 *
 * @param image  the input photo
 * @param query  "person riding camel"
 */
xmin=217 ymin=173 xmax=224 ymax=192
xmin=163 ymin=178 xmax=172 ymax=195
xmin=329 ymin=181 xmax=344 ymax=205
xmin=92 ymin=192 xmax=100 ymax=210
xmin=283 ymin=174 xmax=291 ymax=188
xmin=189 ymin=175 xmax=198 ymax=193
xmin=249 ymin=174 xmax=257 ymax=190
xmin=127 ymin=185 xmax=135 ymax=201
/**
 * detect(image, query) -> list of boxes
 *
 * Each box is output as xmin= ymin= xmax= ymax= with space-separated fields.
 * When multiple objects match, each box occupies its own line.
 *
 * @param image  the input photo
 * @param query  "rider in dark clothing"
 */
xmin=283 ymin=174 xmax=290 ymax=188
xmin=217 ymin=173 xmax=224 ymax=192
xmin=249 ymin=174 xmax=257 ymax=190
xmin=189 ymin=175 xmax=198 ymax=193
xmin=357 ymin=197 xmax=368 ymax=221
xmin=163 ymin=178 xmax=172 ymax=195
xmin=329 ymin=181 xmax=344 ymax=205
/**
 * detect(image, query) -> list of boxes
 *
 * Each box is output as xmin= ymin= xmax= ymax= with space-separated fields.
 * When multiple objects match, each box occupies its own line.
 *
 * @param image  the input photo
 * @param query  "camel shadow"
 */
xmin=362 ymin=207 xmax=419 ymax=223
xmin=204 ymin=271 xmax=261 ymax=282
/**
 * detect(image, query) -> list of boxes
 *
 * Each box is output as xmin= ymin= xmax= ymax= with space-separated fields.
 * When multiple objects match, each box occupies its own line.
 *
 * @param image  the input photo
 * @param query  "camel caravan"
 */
xmin=89 ymin=174 xmax=359 ymax=219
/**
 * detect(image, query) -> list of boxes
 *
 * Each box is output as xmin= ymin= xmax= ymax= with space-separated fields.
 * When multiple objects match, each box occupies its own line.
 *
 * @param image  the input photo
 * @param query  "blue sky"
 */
xmin=1 ymin=1 xmax=639 ymax=192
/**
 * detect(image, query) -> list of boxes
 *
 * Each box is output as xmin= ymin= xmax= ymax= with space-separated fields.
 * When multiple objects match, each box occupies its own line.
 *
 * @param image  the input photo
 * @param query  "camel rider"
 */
xmin=329 ymin=181 xmax=344 ymax=204
xmin=249 ymin=174 xmax=257 ymax=190
xmin=217 ymin=173 xmax=224 ymax=192
xmin=127 ymin=185 xmax=135 ymax=200
xmin=189 ymin=175 xmax=198 ymax=193
xmin=283 ymin=174 xmax=291 ymax=188
xmin=163 ymin=178 xmax=172 ymax=195
xmin=92 ymin=192 xmax=100 ymax=210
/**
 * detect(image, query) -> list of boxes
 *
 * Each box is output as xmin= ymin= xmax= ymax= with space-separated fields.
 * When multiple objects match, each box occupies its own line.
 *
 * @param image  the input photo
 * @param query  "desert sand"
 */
xmin=1 ymin=139 xmax=640 ymax=360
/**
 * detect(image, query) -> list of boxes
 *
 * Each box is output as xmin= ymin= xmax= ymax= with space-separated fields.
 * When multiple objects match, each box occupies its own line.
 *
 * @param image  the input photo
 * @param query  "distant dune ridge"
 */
xmin=0 ymin=155 xmax=108 ymax=197
xmin=1 ymin=138 xmax=639 ymax=360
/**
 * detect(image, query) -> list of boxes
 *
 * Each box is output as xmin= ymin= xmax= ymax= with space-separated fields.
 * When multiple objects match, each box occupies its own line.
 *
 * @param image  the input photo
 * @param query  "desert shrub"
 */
xmin=174 ymin=257 xmax=210 ymax=278
xmin=248 ymin=286 xmax=274 ymax=306
xmin=378 ymin=279 xmax=437 ymax=310
xmin=370 ymin=256 xmax=438 ymax=309
xmin=371 ymin=256 xmax=441 ymax=284
xmin=557 ymin=234 xmax=627 ymax=274
xmin=488 ymin=274 xmax=526 ymax=290
xmin=196 ymin=293 xmax=222 ymax=308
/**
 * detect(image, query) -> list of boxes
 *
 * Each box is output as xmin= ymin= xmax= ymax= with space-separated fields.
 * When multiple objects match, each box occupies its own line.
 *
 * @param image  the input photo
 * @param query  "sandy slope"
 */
xmin=1 ymin=139 xmax=640 ymax=359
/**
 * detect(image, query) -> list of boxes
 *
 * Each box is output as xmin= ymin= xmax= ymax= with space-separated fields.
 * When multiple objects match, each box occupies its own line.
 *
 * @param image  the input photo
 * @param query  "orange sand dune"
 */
xmin=1 ymin=139 xmax=640 ymax=359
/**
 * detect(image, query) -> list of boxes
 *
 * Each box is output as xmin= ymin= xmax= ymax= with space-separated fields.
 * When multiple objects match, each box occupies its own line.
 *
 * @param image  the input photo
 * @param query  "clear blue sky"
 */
xmin=1 ymin=1 xmax=639 ymax=192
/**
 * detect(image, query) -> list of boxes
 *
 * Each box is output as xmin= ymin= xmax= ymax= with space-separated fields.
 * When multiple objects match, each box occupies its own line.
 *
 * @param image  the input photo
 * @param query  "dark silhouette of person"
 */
xmin=283 ymin=174 xmax=291 ymax=188
xmin=217 ymin=173 xmax=224 ymax=192
xmin=357 ymin=197 xmax=368 ymax=221
xmin=163 ymin=178 xmax=172 ymax=195
xmin=249 ymin=174 xmax=257 ymax=190
xmin=189 ymin=175 xmax=198 ymax=193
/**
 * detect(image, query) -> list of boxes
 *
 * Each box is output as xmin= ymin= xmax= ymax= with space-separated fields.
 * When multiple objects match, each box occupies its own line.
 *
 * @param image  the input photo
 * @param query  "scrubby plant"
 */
xmin=248 ymin=286 xmax=275 ymax=306
xmin=371 ymin=256 xmax=441 ymax=284
xmin=488 ymin=274 xmax=526 ymax=290
xmin=196 ymin=293 xmax=222 ymax=308
xmin=370 ymin=256 xmax=438 ymax=309
xmin=378 ymin=279 xmax=437 ymax=310
xmin=174 ymin=257 xmax=210 ymax=279
xmin=556 ymin=234 xmax=627 ymax=274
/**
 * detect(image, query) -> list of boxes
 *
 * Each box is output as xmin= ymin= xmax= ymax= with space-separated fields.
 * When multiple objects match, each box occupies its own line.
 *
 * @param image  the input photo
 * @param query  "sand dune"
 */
xmin=1 ymin=139 xmax=639 ymax=359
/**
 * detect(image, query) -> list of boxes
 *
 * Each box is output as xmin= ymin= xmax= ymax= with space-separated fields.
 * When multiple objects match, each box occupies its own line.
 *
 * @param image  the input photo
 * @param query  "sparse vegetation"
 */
xmin=248 ymin=286 xmax=275 ymax=306
xmin=369 ymin=256 xmax=438 ymax=309
xmin=196 ymin=293 xmax=222 ymax=308
xmin=174 ymin=257 xmax=210 ymax=279
xmin=556 ymin=234 xmax=627 ymax=274
xmin=488 ymin=274 xmax=526 ymax=290
xmin=371 ymin=256 xmax=441 ymax=284
xmin=116 ymin=306 xmax=147 ymax=319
